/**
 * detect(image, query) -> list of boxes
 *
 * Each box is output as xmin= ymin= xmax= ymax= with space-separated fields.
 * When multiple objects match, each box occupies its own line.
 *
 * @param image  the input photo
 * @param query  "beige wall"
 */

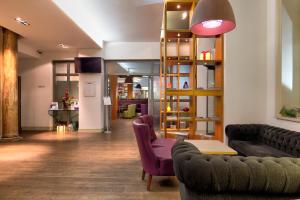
xmin=224 ymin=0 xmax=268 ymax=130
xmin=266 ymin=0 xmax=300 ymax=131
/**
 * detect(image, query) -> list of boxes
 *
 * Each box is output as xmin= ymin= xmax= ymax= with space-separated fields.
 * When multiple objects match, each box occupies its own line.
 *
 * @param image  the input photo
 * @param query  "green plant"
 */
xmin=280 ymin=106 xmax=297 ymax=118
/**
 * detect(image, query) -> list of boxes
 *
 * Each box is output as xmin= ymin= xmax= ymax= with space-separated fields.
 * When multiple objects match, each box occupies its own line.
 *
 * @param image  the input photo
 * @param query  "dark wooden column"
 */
xmin=0 ymin=28 xmax=3 ymax=138
xmin=109 ymin=75 xmax=118 ymax=120
xmin=1 ymin=28 xmax=19 ymax=139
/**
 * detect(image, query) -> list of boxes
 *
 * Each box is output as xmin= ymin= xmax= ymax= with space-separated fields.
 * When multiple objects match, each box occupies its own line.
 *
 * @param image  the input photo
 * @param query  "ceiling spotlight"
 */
xmin=58 ymin=43 xmax=69 ymax=49
xmin=15 ymin=17 xmax=30 ymax=26
xmin=177 ymin=4 xmax=181 ymax=9
xmin=181 ymin=11 xmax=188 ymax=20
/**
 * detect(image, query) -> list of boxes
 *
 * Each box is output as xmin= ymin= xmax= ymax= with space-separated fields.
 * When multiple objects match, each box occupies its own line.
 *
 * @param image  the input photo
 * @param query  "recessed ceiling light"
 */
xmin=181 ymin=11 xmax=188 ymax=20
xmin=15 ymin=17 xmax=30 ymax=26
xmin=177 ymin=4 xmax=181 ymax=9
xmin=58 ymin=43 xmax=69 ymax=49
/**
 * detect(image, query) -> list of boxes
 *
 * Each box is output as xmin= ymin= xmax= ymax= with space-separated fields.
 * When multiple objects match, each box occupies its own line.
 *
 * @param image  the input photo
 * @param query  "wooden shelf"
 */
xmin=161 ymin=111 xmax=191 ymax=114
xmin=160 ymin=0 xmax=224 ymax=141
xmin=166 ymin=29 xmax=193 ymax=38
xmin=194 ymin=89 xmax=223 ymax=96
xmin=197 ymin=60 xmax=222 ymax=68
xmin=162 ymin=73 xmax=190 ymax=77
xmin=165 ymin=89 xmax=193 ymax=96
xmin=195 ymin=117 xmax=221 ymax=122
xmin=166 ymin=116 xmax=192 ymax=121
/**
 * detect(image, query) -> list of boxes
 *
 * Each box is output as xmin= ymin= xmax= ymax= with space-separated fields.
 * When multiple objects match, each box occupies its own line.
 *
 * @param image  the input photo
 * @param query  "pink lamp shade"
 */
xmin=191 ymin=0 xmax=236 ymax=36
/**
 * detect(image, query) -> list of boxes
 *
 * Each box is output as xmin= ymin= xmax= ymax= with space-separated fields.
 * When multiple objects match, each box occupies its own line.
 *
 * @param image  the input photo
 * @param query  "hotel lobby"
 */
xmin=0 ymin=0 xmax=300 ymax=199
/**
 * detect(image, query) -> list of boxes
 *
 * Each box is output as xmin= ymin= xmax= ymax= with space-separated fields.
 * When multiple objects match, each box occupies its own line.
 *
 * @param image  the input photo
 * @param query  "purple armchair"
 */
xmin=141 ymin=104 xmax=148 ymax=116
xmin=139 ymin=115 xmax=176 ymax=148
xmin=133 ymin=118 xmax=175 ymax=191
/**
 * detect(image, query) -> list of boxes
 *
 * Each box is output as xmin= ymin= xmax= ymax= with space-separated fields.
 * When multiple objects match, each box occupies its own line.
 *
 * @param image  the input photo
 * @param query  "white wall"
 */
xmin=224 ymin=0 xmax=268 ymax=129
xmin=104 ymin=42 xmax=160 ymax=60
xmin=78 ymin=74 xmax=104 ymax=130
xmin=78 ymin=49 xmax=104 ymax=131
xmin=19 ymin=51 xmax=77 ymax=130
xmin=266 ymin=0 xmax=300 ymax=131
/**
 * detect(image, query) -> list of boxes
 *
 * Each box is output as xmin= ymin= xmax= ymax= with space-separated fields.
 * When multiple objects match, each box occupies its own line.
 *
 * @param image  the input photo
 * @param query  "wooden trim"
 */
xmin=109 ymin=75 xmax=118 ymax=120
xmin=0 ymin=27 xmax=3 ymax=138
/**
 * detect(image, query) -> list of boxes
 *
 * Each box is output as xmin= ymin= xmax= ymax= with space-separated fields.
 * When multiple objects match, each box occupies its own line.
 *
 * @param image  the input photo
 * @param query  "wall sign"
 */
xmin=84 ymin=82 xmax=96 ymax=97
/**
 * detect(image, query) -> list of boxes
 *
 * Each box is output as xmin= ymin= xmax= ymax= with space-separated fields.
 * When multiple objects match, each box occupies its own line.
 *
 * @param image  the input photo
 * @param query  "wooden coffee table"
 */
xmin=185 ymin=140 xmax=237 ymax=155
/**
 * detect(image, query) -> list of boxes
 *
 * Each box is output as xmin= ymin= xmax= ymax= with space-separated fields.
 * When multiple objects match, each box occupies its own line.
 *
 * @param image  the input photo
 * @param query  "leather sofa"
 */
xmin=226 ymin=124 xmax=300 ymax=157
xmin=172 ymin=141 xmax=300 ymax=199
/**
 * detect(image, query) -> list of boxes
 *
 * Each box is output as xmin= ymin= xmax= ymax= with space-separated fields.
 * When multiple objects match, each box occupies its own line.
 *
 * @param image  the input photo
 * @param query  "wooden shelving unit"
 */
xmin=160 ymin=0 xmax=224 ymax=141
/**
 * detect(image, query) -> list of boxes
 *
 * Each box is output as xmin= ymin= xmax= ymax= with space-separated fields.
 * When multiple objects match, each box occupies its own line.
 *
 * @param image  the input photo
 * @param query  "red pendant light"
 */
xmin=191 ymin=0 xmax=236 ymax=36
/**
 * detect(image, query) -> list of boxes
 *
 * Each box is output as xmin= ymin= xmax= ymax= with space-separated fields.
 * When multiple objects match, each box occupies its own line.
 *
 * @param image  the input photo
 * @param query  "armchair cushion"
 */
xmin=123 ymin=104 xmax=136 ymax=118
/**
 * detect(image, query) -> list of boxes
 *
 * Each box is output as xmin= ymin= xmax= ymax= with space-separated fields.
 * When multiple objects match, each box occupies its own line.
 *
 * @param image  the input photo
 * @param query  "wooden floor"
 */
xmin=0 ymin=119 xmax=179 ymax=200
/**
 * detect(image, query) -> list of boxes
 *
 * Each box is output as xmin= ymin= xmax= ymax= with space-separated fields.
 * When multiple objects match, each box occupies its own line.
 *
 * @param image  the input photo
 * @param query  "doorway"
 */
xmin=104 ymin=60 xmax=160 ymax=129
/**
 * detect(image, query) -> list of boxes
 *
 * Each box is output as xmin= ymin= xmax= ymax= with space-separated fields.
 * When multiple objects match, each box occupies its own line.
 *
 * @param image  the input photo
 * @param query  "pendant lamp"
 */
xmin=191 ymin=0 xmax=236 ymax=36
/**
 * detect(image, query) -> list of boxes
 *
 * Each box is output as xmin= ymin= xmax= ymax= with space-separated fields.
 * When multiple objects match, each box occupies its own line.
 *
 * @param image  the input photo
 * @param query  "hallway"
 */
xmin=0 ymin=119 xmax=179 ymax=200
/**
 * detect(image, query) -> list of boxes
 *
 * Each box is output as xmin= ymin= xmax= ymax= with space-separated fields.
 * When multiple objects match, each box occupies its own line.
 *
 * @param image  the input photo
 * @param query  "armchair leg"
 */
xmin=147 ymin=175 xmax=152 ymax=191
xmin=142 ymin=170 xmax=145 ymax=180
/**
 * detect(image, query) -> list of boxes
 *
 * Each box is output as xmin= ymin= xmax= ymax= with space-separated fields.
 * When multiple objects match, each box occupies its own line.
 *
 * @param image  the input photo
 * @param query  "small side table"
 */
xmin=185 ymin=140 xmax=237 ymax=155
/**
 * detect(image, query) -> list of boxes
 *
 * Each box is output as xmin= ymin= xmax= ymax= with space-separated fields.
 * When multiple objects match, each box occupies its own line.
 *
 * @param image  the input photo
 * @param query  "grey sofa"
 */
xmin=226 ymin=124 xmax=300 ymax=157
xmin=172 ymin=142 xmax=300 ymax=199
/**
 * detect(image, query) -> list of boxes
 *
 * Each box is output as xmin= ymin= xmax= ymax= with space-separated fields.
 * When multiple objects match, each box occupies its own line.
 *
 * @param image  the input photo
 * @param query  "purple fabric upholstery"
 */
xmin=133 ymin=119 xmax=174 ymax=176
xmin=141 ymin=104 xmax=148 ymax=116
xmin=139 ymin=115 xmax=157 ymax=141
xmin=152 ymin=138 xmax=176 ymax=148
xmin=139 ymin=115 xmax=176 ymax=148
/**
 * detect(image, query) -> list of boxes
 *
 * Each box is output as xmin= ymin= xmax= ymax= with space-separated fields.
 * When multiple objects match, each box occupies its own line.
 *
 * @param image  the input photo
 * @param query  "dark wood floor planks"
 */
xmin=0 ymin=119 xmax=179 ymax=200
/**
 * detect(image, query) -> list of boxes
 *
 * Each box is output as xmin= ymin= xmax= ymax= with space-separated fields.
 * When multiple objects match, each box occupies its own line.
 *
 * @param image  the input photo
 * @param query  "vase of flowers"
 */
xmin=61 ymin=89 xmax=74 ymax=110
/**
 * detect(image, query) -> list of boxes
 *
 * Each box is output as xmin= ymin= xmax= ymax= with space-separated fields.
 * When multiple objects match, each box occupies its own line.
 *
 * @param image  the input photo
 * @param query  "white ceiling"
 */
xmin=0 ymin=0 xmax=99 ymax=52
xmin=0 ymin=0 xmax=163 ymax=53
xmin=53 ymin=0 xmax=164 ymax=45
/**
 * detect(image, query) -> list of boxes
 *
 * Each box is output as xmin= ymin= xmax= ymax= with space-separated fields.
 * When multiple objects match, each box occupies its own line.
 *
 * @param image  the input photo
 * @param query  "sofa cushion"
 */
xmin=259 ymin=127 xmax=300 ymax=157
xmin=230 ymin=140 xmax=293 ymax=157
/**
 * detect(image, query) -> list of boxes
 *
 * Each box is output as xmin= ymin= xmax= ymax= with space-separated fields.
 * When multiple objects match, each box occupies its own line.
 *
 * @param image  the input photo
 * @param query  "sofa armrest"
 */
xmin=225 ymin=124 xmax=265 ymax=142
xmin=172 ymin=142 xmax=300 ymax=194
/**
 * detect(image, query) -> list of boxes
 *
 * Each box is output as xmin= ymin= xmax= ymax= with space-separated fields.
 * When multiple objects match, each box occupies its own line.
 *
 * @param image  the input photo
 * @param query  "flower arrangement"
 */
xmin=61 ymin=89 xmax=74 ymax=109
